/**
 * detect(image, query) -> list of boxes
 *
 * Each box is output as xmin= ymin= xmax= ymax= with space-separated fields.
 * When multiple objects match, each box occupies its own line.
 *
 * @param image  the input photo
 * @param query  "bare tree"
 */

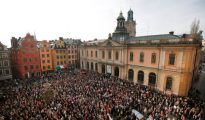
xmin=190 ymin=19 xmax=200 ymax=41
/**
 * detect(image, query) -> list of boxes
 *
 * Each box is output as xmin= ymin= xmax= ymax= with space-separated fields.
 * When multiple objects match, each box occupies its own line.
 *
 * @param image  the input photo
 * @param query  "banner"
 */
xmin=106 ymin=65 xmax=112 ymax=73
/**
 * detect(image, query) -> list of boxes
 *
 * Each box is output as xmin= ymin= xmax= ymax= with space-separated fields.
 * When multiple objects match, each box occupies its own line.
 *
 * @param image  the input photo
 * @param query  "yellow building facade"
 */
xmin=51 ymin=38 xmax=66 ymax=70
xmin=80 ymin=10 xmax=202 ymax=96
xmin=39 ymin=40 xmax=53 ymax=73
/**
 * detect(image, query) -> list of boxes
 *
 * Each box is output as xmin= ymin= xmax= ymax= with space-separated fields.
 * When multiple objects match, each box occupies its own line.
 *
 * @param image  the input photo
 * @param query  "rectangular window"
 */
xmin=24 ymin=66 xmax=28 ymax=71
xmin=95 ymin=51 xmax=98 ymax=58
xmin=23 ymin=58 xmax=27 ymax=62
xmin=3 ymin=61 xmax=9 ymax=66
xmin=108 ymin=51 xmax=112 ymax=59
xmin=0 ymin=61 xmax=2 ymax=67
xmin=5 ymin=69 xmax=10 ymax=75
xmin=102 ymin=51 xmax=105 ymax=59
xmin=48 ymin=65 xmax=50 ymax=69
xmin=42 ymin=60 xmax=45 ymax=63
xmin=0 ymin=70 xmax=3 ymax=76
xmin=169 ymin=53 xmax=175 ymax=65
xmin=43 ymin=66 xmax=46 ymax=70
xmin=47 ymin=54 xmax=49 ymax=57
xmin=140 ymin=52 xmax=144 ymax=62
xmin=57 ymin=56 xmax=59 ymax=59
xmin=36 ymin=65 xmax=39 ymax=69
xmin=151 ymin=53 xmax=156 ymax=63
xmin=47 ymin=60 xmax=50 ymax=63
xmin=130 ymin=52 xmax=133 ymax=61
xmin=91 ymin=51 xmax=93 ymax=57
xmin=82 ymin=50 xmax=84 ymax=56
xmin=42 ymin=54 xmax=45 ymax=58
xmin=57 ymin=61 xmax=59 ymax=65
xmin=115 ymin=52 xmax=119 ymax=60
xmin=87 ymin=50 xmax=88 ymax=56
xmin=30 ymin=65 xmax=34 ymax=69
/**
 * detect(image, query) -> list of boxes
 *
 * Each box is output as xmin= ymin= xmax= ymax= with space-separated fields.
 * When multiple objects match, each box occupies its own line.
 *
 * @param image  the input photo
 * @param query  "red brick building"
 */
xmin=11 ymin=33 xmax=41 ymax=79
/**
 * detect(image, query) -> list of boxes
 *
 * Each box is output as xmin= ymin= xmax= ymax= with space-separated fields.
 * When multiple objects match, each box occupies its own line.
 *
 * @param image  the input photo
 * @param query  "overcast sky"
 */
xmin=0 ymin=0 xmax=204 ymax=47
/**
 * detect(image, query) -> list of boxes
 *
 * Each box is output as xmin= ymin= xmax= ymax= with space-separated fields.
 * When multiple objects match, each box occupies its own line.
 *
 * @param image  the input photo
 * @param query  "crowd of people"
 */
xmin=0 ymin=70 xmax=204 ymax=120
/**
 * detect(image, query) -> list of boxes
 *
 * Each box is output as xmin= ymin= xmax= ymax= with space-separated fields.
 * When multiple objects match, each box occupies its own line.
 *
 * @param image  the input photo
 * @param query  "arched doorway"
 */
xmin=138 ymin=70 xmax=144 ymax=84
xmin=128 ymin=69 xmax=134 ymax=81
xmin=95 ymin=63 xmax=98 ymax=72
xmin=91 ymin=62 xmax=93 ymax=70
xmin=86 ymin=62 xmax=89 ymax=70
xmin=102 ymin=64 xmax=105 ymax=73
xmin=149 ymin=72 xmax=156 ymax=86
xmin=114 ymin=67 xmax=119 ymax=77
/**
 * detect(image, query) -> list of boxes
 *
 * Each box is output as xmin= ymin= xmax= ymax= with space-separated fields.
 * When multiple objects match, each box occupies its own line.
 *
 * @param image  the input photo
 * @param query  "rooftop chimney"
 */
xmin=169 ymin=31 xmax=174 ymax=35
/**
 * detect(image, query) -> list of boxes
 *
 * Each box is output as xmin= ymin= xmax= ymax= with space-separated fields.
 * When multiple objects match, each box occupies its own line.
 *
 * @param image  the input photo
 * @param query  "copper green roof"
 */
xmin=129 ymin=34 xmax=180 ymax=41
xmin=117 ymin=12 xmax=125 ymax=20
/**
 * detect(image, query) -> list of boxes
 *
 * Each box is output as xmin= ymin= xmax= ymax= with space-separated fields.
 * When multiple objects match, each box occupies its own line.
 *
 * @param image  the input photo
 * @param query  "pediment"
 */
xmin=99 ymin=39 xmax=123 ymax=47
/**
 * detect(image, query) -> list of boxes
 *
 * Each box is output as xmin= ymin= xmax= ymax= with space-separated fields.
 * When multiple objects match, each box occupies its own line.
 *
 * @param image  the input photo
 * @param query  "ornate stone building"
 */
xmin=80 ymin=10 xmax=202 ymax=96
xmin=0 ymin=42 xmax=12 ymax=81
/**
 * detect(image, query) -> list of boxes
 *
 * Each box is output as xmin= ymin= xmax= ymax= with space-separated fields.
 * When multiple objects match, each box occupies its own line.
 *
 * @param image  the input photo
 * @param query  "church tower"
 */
xmin=125 ymin=9 xmax=136 ymax=37
xmin=112 ymin=12 xmax=129 ymax=41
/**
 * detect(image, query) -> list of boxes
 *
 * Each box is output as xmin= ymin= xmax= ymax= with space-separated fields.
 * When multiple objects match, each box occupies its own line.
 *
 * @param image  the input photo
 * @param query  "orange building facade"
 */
xmin=39 ymin=40 xmax=53 ymax=73
xmin=80 ymin=10 xmax=202 ymax=96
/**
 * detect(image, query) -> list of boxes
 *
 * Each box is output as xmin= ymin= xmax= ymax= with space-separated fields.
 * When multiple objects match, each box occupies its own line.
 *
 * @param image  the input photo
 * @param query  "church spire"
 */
xmin=127 ymin=9 xmax=134 ymax=21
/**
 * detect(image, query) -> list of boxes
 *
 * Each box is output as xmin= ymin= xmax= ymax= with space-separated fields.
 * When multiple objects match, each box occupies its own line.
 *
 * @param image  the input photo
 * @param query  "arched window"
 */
xmin=130 ymin=52 xmax=134 ymax=61
xmin=149 ymin=72 xmax=156 ymax=86
xmin=166 ymin=77 xmax=173 ymax=90
xmin=140 ymin=52 xmax=144 ymax=62
xmin=169 ymin=53 xmax=175 ymax=65
xmin=138 ymin=70 xmax=144 ymax=83
xmin=128 ymin=69 xmax=134 ymax=81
